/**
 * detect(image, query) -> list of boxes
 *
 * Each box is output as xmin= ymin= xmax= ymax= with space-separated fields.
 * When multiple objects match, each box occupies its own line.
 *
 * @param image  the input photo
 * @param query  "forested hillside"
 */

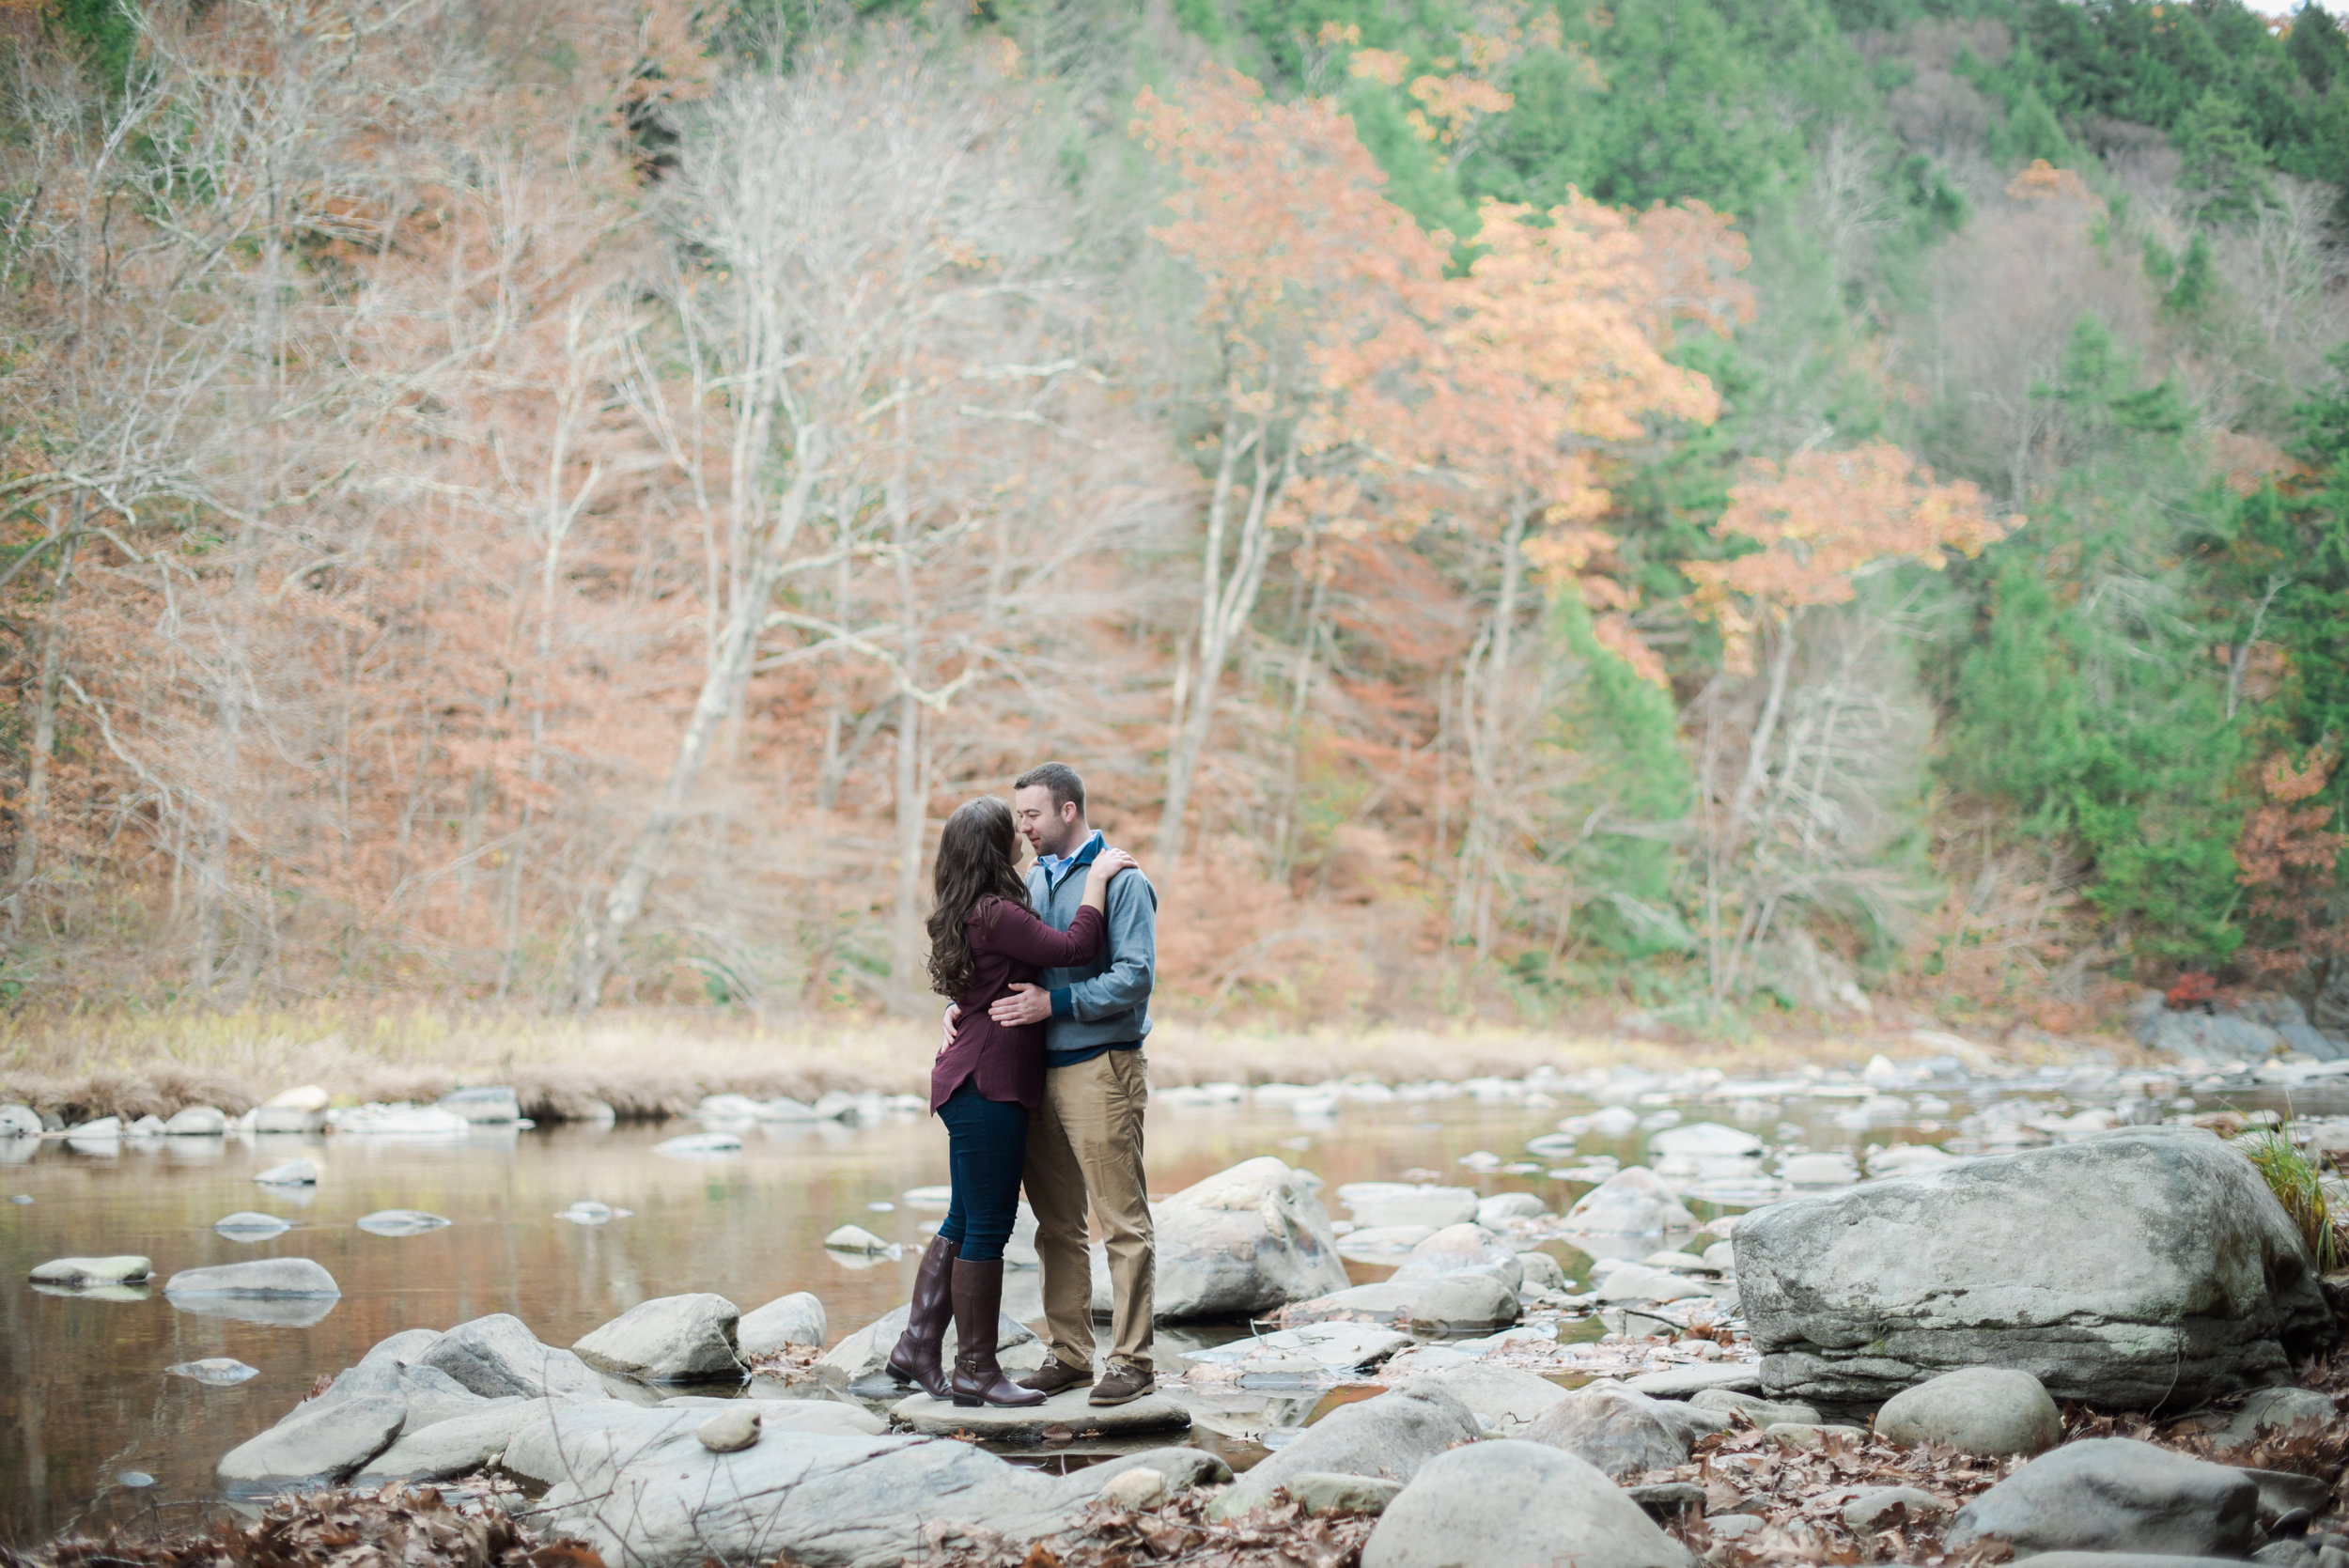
xmin=0 ymin=0 xmax=2343 ymax=1035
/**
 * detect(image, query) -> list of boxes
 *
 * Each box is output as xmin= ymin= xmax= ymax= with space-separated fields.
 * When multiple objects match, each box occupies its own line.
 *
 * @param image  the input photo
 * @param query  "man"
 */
xmin=953 ymin=760 xmax=1158 ymax=1405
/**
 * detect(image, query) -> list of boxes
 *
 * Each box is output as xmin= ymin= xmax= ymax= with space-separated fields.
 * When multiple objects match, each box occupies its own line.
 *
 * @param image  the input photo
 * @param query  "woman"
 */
xmin=888 ymin=795 xmax=1136 ymax=1407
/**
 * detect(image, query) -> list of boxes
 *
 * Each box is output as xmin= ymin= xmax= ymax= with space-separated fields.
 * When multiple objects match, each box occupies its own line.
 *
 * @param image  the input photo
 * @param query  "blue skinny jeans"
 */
xmin=935 ymin=1084 xmax=1028 ymax=1264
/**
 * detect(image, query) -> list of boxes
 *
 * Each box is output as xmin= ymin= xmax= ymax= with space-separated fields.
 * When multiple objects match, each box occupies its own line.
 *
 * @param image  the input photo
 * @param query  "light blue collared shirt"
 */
xmin=1036 ymin=829 xmax=1102 ymax=892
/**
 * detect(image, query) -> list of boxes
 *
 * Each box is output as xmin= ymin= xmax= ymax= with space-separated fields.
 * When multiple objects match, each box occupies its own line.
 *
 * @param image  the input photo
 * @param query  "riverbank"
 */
xmin=0 ymin=1002 xmax=2124 ymax=1126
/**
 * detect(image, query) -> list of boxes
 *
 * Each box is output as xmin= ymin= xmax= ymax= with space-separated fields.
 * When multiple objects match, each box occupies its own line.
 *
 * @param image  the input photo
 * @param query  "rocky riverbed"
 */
xmin=13 ymin=1045 xmax=2349 ymax=1564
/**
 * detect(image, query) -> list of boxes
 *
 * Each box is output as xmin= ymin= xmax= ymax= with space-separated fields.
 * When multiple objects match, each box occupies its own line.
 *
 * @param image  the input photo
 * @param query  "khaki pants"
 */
xmin=1023 ymin=1047 xmax=1153 ymax=1373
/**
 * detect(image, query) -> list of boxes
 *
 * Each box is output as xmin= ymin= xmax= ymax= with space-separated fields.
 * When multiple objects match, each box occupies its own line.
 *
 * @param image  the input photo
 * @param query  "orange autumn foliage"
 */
xmin=2236 ymin=748 xmax=2349 ymax=977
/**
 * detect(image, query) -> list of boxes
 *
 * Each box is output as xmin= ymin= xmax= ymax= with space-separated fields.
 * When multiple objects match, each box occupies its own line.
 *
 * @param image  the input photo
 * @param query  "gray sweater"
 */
xmin=1026 ymin=833 xmax=1157 ymax=1062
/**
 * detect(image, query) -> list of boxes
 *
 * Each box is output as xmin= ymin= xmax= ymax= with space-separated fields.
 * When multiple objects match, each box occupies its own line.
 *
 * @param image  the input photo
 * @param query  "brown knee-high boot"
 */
xmin=886 ymin=1234 xmax=958 ymax=1399
xmin=950 ymin=1258 xmax=1045 ymax=1408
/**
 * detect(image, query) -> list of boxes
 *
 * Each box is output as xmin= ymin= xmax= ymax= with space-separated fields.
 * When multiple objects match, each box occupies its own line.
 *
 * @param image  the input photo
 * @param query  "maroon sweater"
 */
xmin=930 ymin=897 xmax=1106 ymax=1112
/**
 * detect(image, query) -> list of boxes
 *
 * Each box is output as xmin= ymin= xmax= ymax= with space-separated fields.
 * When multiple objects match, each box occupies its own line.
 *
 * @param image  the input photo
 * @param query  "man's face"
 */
xmin=1013 ymin=785 xmax=1081 ymax=859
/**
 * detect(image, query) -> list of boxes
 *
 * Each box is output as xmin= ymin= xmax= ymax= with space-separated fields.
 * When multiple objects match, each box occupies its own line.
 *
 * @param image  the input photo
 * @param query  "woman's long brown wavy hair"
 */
xmin=926 ymin=796 xmax=1034 ymax=999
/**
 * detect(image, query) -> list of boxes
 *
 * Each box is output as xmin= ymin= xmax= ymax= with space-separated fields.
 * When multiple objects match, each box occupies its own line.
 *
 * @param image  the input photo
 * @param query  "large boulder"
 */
xmin=1947 ymin=1437 xmax=2260 ymax=1559
xmin=1209 ymin=1384 xmax=1479 ymax=1519
xmin=1518 ymin=1383 xmax=1729 ymax=1477
xmin=1398 ymin=1364 xmax=1570 ymax=1433
xmin=520 ymin=1405 xmax=1097 ymax=1567
xmin=1338 ymin=1184 xmax=1482 ymax=1231
xmin=415 ymin=1313 xmax=609 ymax=1402
xmin=1090 ymin=1157 xmax=1347 ymax=1321
xmin=1361 ymin=1440 xmax=1693 ymax=1568
xmin=1386 ymin=1225 xmax=1522 ymax=1292
xmin=216 ymin=1394 xmax=406 ymax=1490
xmin=1735 ymin=1129 xmax=2333 ymax=1405
xmin=574 ymin=1294 xmax=744 ymax=1383
xmin=351 ymin=1402 xmax=532 ymax=1484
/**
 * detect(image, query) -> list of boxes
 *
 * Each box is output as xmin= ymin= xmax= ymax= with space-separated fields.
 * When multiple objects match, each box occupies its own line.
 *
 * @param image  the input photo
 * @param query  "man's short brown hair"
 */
xmin=1015 ymin=761 xmax=1085 ymax=815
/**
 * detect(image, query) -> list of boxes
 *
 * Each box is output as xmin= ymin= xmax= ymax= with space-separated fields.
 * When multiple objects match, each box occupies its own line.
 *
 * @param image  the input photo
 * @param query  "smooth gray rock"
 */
xmin=1519 ymin=1383 xmax=1729 ymax=1477
xmin=1284 ymin=1471 xmax=1404 ymax=1515
xmin=1387 ymin=1224 xmax=1523 ymax=1292
xmin=1875 ymin=1366 xmax=2063 ymax=1456
xmin=1736 ymin=1129 xmax=2334 ymax=1405
xmin=1278 ymin=1282 xmax=1426 ymax=1327
xmin=168 ymin=1358 xmax=260 ymax=1386
xmin=1097 ymin=1467 xmax=1168 ymax=1509
xmin=1688 ymin=1389 xmax=1821 ymax=1427
xmin=1625 ymin=1363 xmax=1763 ymax=1398
xmin=1476 ymin=1192 xmax=1548 ymax=1226
xmin=253 ymin=1157 xmax=319 ymax=1185
xmin=165 ymin=1258 xmax=339 ymax=1297
xmin=574 ymin=1293 xmax=744 ymax=1383
xmin=415 ymin=1312 xmax=607 ymax=1402
xmin=310 ymin=1358 xmax=491 ymax=1431
xmin=817 ymin=1305 xmax=1036 ymax=1387
xmin=2141 ymin=1011 xmax=2286 ymax=1063
xmin=1361 ymin=1440 xmax=1694 ymax=1568
xmin=697 ymin=1408 xmax=760 ymax=1452
xmin=351 ymin=1401 xmax=531 ymax=1483
xmin=1948 ymin=1437 xmax=2261 ymax=1559
xmin=1209 ymin=1384 xmax=1480 ymax=1519
xmin=519 ymin=1405 xmax=1092 ymax=1567
xmin=1766 ymin=1421 xmax=1869 ymax=1450
xmin=0 ymin=1105 xmax=40 ymax=1138
xmin=358 ymin=1328 xmax=444 ymax=1368
xmin=1842 ymin=1485 xmax=1949 ymax=1531
xmin=1342 ymin=1184 xmax=1482 ymax=1231
xmin=163 ymin=1106 xmax=228 ymax=1136
xmin=1562 ymin=1168 xmax=1697 ymax=1235
xmin=654 ymin=1399 xmax=884 ymax=1437
xmin=438 ymin=1086 xmax=521 ymax=1123
xmin=212 ymin=1212 xmax=292 ymax=1239
xmin=216 ymin=1394 xmax=406 ymax=1489
xmin=1095 ymin=1157 xmax=1349 ymax=1321
xmin=738 ymin=1293 xmax=828 ymax=1357
xmin=30 ymin=1255 xmax=151 ymax=1287
xmin=2207 ymin=1387 xmax=2339 ymax=1452
xmin=2238 ymin=1467 xmax=2331 ymax=1521
xmin=1398 ymin=1364 xmax=1570 ymax=1432
xmin=1082 ymin=1448 xmax=1232 ymax=1498
xmin=2014 ymin=1557 xmax=2270 ymax=1568
xmin=356 ymin=1209 xmax=453 ymax=1237
xmin=1406 ymin=1274 xmax=1521 ymax=1332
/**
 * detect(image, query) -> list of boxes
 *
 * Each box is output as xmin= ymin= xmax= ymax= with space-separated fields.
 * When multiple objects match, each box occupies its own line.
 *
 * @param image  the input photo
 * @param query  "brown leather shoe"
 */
xmin=1088 ymin=1365 xmax=1155 ymax=1405
xmin=1018 ymin=1358 xmax=1094 ymax=1395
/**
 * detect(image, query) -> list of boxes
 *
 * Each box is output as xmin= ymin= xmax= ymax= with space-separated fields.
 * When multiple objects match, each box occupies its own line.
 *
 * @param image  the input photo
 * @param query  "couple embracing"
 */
xmin=887 ymin=763 xmax=1159 ymax=1409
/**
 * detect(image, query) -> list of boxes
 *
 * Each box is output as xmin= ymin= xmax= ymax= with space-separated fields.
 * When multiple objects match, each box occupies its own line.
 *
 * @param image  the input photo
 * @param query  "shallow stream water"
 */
xmin=2 ymin=1057 xmax=2338 ymax=1542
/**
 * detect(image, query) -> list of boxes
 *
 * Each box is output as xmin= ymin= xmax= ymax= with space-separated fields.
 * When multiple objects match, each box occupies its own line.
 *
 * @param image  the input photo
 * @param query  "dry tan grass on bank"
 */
xmin=0 ymin=1003 xmax=2064 ymax=1124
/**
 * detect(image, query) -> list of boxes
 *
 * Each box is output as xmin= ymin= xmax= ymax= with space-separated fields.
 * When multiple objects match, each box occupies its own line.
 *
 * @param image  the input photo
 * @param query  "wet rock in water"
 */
xmin=1736 ymin=1128 xmax=2334 ymax=1405
xmin=817 ymin=1304 xmax=1036 ymax=1387
xmin=1405 ymin=1274 xmax=1521 ymax=1333
xmin=1285 ymin=1471 xmax=1404 ymax=1516
xmin=1842 ymin=1485 xmax=1950 ymax=1531
xmin=1779 ymin=1152 xmax=1859 ymax=1186
xmin=166 ymin=1258 xmax=339 ymax=1298
xmin=1647 ymin=1123 xmax=1765 ymax=1159
xmin=253 ymin=1158 xmax=319 ymax=1186
xmin=436 ymin=1086 xmax=520 ymax=1124
xmin=1948 ymin=1437 xmax=2261 ymax=1559
xmin=333 ymin=1104 xmax=473 ymax=1137
xmin=1116 ymin=1157 xmax=1349 ymax=1321
xmin=213 ymin=1211 xmax=293 ymax=1240
xmin=117 ymin=1471 xmax=154 ymax=1489
xmin=356 ymin=1209 xmax=454 ymax=1237
xmin=1209 ymin=1383 xmax=1480 ymax=1519
xmin=1399 ymin=1363 xmax=1570 ymax=1432
xmin=1518 ymin=1382 xmax=1729 ymax=1477
xmin=127 ymin=1114 xmax=168 ymax=1138
xmin=2204 ymin=1387 xmax=2340 ymax=1452
xmin=168 ymin=1357 xmax=260 ymax=1385
xmin=653 ymin=1131 xmax=740 ymax=1157
xmin=1387 ymin=1223 xmax=1523 ymax=1291
xmin=520 ymin=1405 xmax=1092 ymax=1566
xmin=1875 ymin=1367 xmax=2062 ymax=1457
xmin=737 ymin=1291 xmax=827 ymax=1357
xmin=413 ymin=1312 xmax=608 ymax=1402
xmin=358 ymin=1327 xmax=444 ymax=1368
xmin=215 ymin=1393 xmax=407 ymax=1490
xmin=255 ymin=1087 xmax=329 ymax=1133
xmin=695 ymin=1407 xmax=760 ymax=1453
xmin=163 ymin=1106 xmax=228 ymax=1136
xmin=1688 ymin=1389 xmax=1822 ymax=1427
xmin=574 ymin=1293 xmax=744 ymax=1382
xmin=556 ymin=1200 xmax=620 ymax=1225
xmin=822 ymin=1224 xmax=893 ymax=1254
xmin=1185 ymin=1321 xmax=1410 ymax=1374
xmin=1361 ymin=1440 xmax=1694 ymax=1568
xmin=0 ymin=1105 xmax=40 ymax=1139
xmin=1622 ymin=1363 xmax=1762 ymax=1399
xmin=1561 ymin=1168 xmax=1697 ymax=1235
xmin=1474 ymin=1192 xmax=1548 ymax=1226
xmin=1337 ymin=1225 xmax=1437 ymax=1256
xmin=351 ymin=1401 xmax=532 ymax=1483
xmin=1517 ymin=1251 xmax=1567 ymax=1292
xmin=893 ymin=1386 xmax=1190 ymax=1440
xmin=1866 ymin=1142 xmax=1959 ymax=1176
xmin=30 ymin=1255 xmax=152 ymax=1287
xmin=1338 ymin=1183 xmax=1482 ymax=1232
xmin=1593 ymin=1264 xmax=1711 ymax=1304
